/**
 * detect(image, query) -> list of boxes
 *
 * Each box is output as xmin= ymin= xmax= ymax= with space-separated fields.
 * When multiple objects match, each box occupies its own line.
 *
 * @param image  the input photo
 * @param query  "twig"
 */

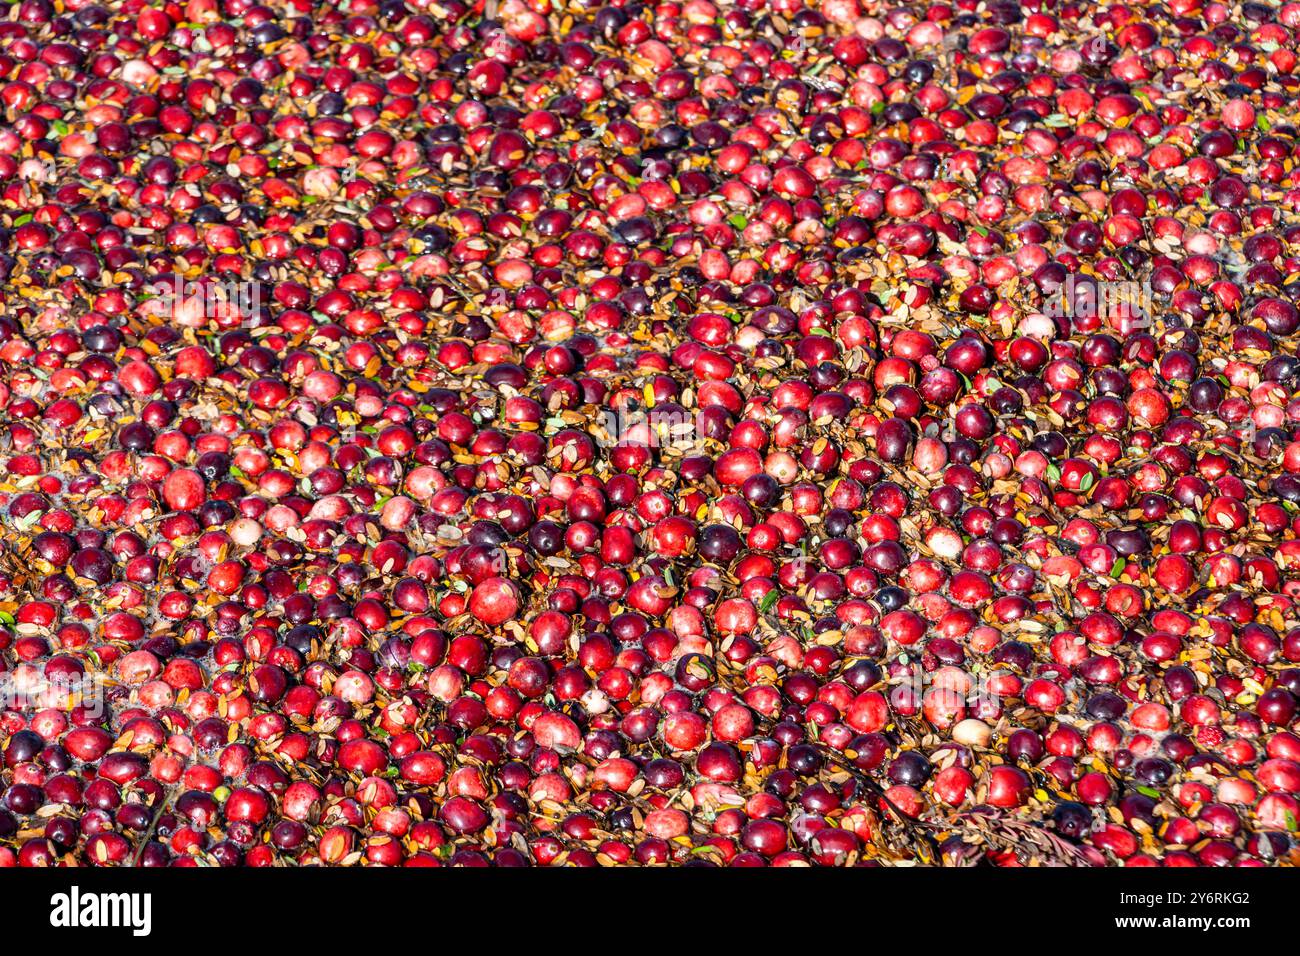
xmin=940 ymin=809 xmax=1098 ymax=867
xmin=131 ymin=783 xmax=179 ymax=868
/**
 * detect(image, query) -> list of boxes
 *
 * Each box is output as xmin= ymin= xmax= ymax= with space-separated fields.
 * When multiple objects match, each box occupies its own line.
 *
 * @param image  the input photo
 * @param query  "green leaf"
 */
xmin=1077 ymin=472 xmax=1095 ymax=493
xmin=0 ymin=611 xmax=12 ymax=626
xmin=1045 ymin=463 xmax=1061 ymax=483
xmin=727 ymin=213 xmax=748 ymax=229
xmin=759 ymin=590 xmax=779 ymax=615
xmin=1110 ymin=558 xmax=1126 ymax=578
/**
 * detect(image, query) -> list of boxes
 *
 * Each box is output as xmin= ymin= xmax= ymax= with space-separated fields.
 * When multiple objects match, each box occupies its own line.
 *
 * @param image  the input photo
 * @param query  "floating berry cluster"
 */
xmin=1 ymin=0 xmax=1300 ymax=868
